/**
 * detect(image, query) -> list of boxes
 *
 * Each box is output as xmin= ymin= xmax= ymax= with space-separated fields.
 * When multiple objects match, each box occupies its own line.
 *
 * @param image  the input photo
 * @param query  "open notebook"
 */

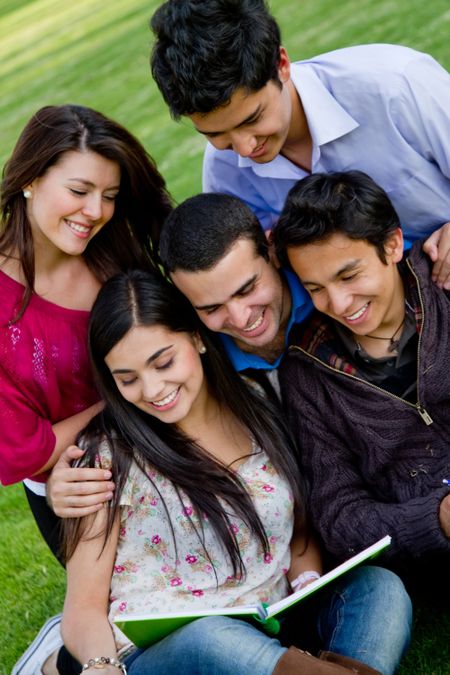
xmin=114 ymin=535 xmax=391 ymax=648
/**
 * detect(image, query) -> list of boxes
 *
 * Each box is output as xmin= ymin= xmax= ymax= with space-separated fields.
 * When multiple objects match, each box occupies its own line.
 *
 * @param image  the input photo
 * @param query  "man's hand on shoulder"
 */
xmin=423 ymin=221 xmax=450 ymax=290
xmin=46 ymin=445 xmax=115 ymax=518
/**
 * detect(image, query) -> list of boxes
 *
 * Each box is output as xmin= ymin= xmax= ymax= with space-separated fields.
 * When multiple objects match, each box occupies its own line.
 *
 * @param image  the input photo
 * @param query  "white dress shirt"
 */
xmin=203 ymin=44 xmax=450 ymax=238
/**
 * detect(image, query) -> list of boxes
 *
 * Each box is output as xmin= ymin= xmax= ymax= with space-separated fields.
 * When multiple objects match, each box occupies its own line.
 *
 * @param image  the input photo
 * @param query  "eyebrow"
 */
xmin=195 ymin=105 xmax=263 ymax=137
xmin=111 ymin=345 xmax=173 ymax=374
xmin=302 ymin=260 xmax=361 ymax=286
xmin=195 ymin=274 xmax=258 ymax=311
xmin=68 ymin=178 xmax=120 ymax=190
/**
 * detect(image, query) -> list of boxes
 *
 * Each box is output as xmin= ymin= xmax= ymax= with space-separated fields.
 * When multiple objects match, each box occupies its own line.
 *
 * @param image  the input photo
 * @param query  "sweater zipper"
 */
xmin=291 ymin=259 xmax=433 ymax=426
xmin=405 ymin=257 xmax=433 ymax=425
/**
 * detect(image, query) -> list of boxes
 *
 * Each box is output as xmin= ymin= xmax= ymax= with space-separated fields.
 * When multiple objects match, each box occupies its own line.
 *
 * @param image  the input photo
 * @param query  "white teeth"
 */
xmin=346 ymin=303 xmax=369 ymax=321
xmin=66 ymin=220 xmax=90 ymax=233
xmin=151 ymin=388 xmax=179 ymax=407
xmin=244 ymin=313 xmax=264 ymax=332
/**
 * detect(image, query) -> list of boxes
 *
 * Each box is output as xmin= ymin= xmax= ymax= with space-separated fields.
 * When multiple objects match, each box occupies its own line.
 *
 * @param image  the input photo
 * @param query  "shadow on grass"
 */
xmin=399 ymin=591 xmax=450 ymax=675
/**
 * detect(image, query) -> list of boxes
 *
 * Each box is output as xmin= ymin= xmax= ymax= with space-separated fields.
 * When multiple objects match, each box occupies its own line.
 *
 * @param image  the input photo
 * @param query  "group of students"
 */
xmin=2 ymin=1 xmax=449 ymax=674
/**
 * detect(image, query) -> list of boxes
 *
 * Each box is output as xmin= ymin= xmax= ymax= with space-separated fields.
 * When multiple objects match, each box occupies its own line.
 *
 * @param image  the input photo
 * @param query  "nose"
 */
xmin=208 ymin=131 xmax=258 ymax=157
xmin=226 ymin=300 xmax=251 ymax=329
xmin=229 ymin=131 xmax=258 ymax=157
xmin=141 ymin=374 xmax=165 ymax=402
xmin=326 ymin=287 xmax=352 ymax=316
xmin=82 ymin=193 xmax=104 ymax=222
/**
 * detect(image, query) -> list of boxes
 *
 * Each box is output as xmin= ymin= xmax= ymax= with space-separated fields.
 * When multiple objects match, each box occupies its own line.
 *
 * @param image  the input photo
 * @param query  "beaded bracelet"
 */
xmin=81 ymin=656 xmax=127 ymax=673
xmin=290 ymin=570 xmax=321 ymax=590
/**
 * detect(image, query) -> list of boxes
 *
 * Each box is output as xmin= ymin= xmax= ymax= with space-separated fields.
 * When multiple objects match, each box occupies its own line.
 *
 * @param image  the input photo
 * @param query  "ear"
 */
xmin=24 ymin=178 xmax=38 ymax=190
xmin=384 ymin=227 xmax=404 ymax=264
xmin=277 ymin=46 xmax=291 ymax=84
xmin=266 ymin=233 xmax=282 ymax=269
xmin=192 ymin=332 xmax=206 ymax=354
xmin=22 ymin=182 xmax=35 ymax=199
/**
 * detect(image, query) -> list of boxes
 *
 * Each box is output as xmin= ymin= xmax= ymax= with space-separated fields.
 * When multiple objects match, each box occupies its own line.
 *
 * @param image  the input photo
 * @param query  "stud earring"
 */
xmin=23 ymin=189 xmax=32 ymax=199
xmin=199 ymin=345 xmax=207 ymax=354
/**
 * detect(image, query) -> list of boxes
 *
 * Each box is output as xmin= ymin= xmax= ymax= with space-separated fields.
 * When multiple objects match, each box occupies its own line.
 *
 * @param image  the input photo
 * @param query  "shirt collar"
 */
xmin=237 ymin=62 xmax=359 ymax=177
xmin=221 ymin=269 xmax=313 ymax=372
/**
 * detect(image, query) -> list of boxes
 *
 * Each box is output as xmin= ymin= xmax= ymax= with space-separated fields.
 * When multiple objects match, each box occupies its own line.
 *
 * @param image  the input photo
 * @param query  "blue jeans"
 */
xmin=124 ymin=566 xmax=412 ymax=675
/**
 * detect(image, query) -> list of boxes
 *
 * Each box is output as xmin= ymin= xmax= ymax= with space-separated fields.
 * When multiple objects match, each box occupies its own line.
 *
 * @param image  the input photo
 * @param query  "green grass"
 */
xmin=0 ymin=0 xmax=449 ymax=672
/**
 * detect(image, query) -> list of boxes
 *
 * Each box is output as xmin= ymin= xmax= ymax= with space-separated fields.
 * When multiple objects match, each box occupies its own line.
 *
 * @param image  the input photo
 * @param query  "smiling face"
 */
xmin=286 ymin=231 xmax=405 ymax=338
xmin=105 ymin=324 xmax=207 ymax=426
xmin=170 ymin=237 xmax=291 ymax=352
xmin=189 ymin=48 xmax=296 ymax=163
xmin=25 ymin=149 xmax=120 ymax=257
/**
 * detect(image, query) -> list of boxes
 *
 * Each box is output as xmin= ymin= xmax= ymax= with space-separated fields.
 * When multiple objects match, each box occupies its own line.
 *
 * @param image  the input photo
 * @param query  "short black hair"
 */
xmin=159 ymin=192 xmax=269 ymax=273
xmin=272 ymin=171 xmax=401 ymax=267
xmin=150 ymin=0 xmax=281 ymax=118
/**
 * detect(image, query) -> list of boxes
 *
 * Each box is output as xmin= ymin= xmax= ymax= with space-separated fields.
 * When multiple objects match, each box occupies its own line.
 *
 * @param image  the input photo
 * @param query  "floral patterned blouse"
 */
xmin=97 ymin=444 xmax=294 ymax=654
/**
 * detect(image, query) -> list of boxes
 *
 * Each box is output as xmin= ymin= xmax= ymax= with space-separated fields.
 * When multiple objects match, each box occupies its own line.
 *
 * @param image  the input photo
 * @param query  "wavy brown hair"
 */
xmin=0 ymin=104 xmax=172 ymax=318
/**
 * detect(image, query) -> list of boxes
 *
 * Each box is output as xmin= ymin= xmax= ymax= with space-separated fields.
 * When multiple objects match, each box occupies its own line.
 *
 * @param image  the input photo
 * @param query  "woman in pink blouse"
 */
xmin=0 ymin=104 xmax=171 ymax=556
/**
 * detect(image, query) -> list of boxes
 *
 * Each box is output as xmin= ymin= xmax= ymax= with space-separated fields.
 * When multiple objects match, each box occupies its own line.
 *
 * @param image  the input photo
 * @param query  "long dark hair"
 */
xmin=63 ymin=270 xmax=306 ymax=578
xmin=0 ymin=104 xmax=172 ymax=318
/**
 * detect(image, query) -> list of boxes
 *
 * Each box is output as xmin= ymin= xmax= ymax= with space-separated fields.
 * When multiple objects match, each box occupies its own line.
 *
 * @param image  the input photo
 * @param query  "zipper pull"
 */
xmin=416 ymin=405 xmax=433 ymax=426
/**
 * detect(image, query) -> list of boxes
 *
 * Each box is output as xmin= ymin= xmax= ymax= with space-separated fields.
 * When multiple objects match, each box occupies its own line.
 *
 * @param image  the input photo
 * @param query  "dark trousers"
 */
xmin=23 ymin=483 xmax=63 ymax=563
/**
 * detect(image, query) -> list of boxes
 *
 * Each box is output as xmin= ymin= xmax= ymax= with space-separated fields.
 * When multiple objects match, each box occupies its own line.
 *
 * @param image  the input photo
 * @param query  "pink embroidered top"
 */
xmin=0 ymin=270 xmax=99 ymax=485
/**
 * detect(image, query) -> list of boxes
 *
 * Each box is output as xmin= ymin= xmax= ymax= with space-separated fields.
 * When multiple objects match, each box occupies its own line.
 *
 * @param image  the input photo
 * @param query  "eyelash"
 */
xmin=69 ymin=189 xmax=117 ymax=202
xmin=156 ymin=358 xmax=174 ymax=371
xmin=205 ymin=113 xmax=261 ymax=139
xmin=119 ymin=358 xmax=174 ymax=386
xmin=120 ymin=377 xmax=137 ymax=387
xmin=204 ymin=285 xmax=255 ymax=314
xmin=308 ymin=273 xmax=358 ymax=294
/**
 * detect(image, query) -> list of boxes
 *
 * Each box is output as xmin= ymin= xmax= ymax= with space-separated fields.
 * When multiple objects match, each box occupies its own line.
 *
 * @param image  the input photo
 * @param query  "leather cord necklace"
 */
xmin=357 ymin=316 xmax=406 ymax=353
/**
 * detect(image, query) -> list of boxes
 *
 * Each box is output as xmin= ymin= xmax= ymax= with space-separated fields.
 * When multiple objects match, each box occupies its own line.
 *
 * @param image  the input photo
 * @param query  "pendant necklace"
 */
xmin=357 ymin=316 xmax=405 ymax=354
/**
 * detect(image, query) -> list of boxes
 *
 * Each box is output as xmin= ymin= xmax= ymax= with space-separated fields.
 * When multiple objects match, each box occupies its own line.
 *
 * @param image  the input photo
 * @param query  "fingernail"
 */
xmin=104 ymin=470 xmax=112 ymax=479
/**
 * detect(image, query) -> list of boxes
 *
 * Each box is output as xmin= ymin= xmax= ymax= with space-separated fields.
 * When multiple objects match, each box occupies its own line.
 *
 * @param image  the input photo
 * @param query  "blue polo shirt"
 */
xmin=220 ymin=269 xmax=312 ymax=372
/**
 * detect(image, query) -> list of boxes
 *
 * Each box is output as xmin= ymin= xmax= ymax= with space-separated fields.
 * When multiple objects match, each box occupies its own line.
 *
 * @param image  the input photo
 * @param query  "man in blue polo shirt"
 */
xmin=150 ymin=0 xmax=450 ymax=288
xmin=159 ymin=192 xmax=311 ymax=395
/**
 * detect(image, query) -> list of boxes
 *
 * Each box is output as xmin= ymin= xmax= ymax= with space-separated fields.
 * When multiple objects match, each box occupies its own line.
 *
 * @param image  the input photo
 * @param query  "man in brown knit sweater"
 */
xmin=272 ymin=170 xmax=450 ymax=582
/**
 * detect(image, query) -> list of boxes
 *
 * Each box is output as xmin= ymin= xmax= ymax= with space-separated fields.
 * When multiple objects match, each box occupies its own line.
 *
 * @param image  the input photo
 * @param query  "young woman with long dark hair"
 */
xmin=53 ymin=270 xmax=409 ymax=675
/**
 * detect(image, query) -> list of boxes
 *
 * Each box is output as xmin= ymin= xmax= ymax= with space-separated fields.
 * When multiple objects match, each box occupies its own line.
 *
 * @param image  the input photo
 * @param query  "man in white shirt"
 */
xmin=150 ymin=0 xmax=450 ymax=287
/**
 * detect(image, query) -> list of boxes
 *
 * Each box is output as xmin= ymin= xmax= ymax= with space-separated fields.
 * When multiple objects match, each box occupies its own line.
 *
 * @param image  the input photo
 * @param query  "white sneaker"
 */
xmin=11 ymin=614 xmax=63 ymax=675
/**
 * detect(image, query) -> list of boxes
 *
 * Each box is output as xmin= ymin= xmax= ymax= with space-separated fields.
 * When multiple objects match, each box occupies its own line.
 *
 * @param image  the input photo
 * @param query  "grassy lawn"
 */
xmin=0 ymin=0 xmax=449 ymax=672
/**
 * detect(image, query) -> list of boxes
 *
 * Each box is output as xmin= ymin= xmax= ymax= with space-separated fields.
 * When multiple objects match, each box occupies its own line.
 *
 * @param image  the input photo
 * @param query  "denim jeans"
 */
xmin=124 ymin=566 xmax=412 ymax=675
